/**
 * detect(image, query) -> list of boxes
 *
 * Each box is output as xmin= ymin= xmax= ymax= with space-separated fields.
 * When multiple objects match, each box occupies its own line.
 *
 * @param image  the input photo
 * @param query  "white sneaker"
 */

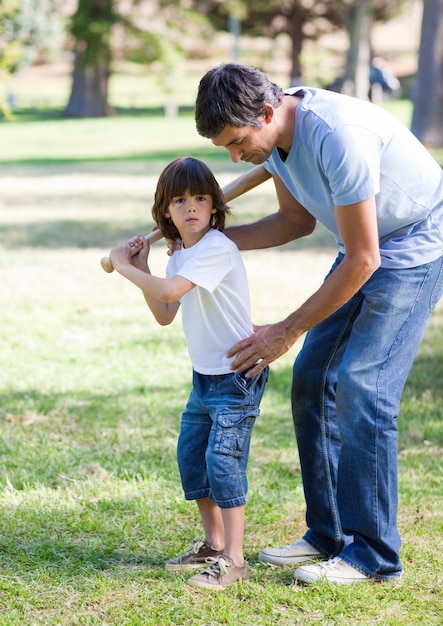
xmin=294 ymin=557 xmax=371 ymax=585
xmin=258 ymin=539 xmax=325 ymax=566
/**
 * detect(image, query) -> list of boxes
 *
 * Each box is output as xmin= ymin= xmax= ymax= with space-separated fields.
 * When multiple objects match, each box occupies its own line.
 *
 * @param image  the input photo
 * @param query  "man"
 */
xmin=194 ymin=63 xmax=443 ymax=584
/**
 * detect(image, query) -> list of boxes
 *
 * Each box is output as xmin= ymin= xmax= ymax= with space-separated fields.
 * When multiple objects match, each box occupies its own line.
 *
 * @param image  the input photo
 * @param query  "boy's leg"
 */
xmin=221 ymin=505 xmax=245 ymax=566
xmin=187 ymin=504 xmax=249 ymax=590
xmin=187 ymin=370 xmax=268 ymax=589
xmin=196 ymin=497 xmax=224 ymax=552
xmin=167 ymin=375 xmax=225 ymax=571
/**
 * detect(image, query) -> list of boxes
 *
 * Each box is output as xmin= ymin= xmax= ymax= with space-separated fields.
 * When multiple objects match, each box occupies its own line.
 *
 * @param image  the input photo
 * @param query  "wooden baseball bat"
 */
xmin=100 ymin=164 xmax=271 ymax=273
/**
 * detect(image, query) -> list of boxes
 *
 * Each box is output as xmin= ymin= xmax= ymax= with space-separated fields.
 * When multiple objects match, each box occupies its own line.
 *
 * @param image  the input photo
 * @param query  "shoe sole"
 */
xmin=294 ymin=570 xmax=371 ymax=585
xmin=187 ymin=577 xmax=249 ymax=591
xmin=187 ymin=579 xmax=228 ymax=590
xmin=296 ymin=573 xmax=370 ymax=585
xmin=165 ymin=562 xmax=213 ymax=572
xmin=258 ymin=553 xmax=324 ymax=566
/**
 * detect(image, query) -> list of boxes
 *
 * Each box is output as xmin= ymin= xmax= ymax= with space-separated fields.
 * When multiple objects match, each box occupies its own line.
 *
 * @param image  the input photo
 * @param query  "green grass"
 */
xmin=0 ymin=100 xmax=442 ymax=624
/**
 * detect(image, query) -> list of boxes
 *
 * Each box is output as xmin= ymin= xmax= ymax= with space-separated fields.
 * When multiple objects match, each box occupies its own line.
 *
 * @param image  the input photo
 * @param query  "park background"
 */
xmin=1 ymin=1 xmax=442 ymax=624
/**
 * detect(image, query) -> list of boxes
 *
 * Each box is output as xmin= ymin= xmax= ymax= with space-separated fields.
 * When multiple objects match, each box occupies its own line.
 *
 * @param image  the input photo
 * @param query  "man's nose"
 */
xmin=227 ymin=146 xmax=242 ymax=163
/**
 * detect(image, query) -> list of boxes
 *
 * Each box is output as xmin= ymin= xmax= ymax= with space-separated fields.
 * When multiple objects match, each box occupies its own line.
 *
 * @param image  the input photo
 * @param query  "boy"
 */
xmin=109 ymin=157 xmax=268 ymax=590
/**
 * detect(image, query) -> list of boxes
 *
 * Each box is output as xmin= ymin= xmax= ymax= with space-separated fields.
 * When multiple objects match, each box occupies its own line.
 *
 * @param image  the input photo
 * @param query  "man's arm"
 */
xmin=224 ymin=175 xmax=317 ymax=250
xmin=227 ymin=197 xmax=381 ymax=375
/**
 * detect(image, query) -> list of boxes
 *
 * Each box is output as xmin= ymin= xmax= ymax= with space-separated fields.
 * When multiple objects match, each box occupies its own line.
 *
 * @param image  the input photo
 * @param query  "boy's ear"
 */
xmin=165 ymin=211 xmax=170 ymax=218
xmin=211 ymin=208 xmax=217 ymax=213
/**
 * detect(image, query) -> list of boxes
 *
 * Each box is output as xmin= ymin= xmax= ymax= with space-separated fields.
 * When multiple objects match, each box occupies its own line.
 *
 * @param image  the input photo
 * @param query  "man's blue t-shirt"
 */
xmin=264 ymin=87 xmax=443 ymax=268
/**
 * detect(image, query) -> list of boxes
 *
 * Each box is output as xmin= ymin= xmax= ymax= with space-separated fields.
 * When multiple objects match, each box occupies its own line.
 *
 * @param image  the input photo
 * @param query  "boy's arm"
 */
xmin=110 ymin=240 xmax=194 ymax=326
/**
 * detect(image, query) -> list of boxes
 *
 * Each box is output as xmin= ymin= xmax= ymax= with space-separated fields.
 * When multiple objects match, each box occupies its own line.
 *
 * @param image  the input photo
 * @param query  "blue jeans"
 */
xmin=293 ymin=254 xmax=443 ymax=580
xmin=177 ymin=368 xmax=268 ymax=509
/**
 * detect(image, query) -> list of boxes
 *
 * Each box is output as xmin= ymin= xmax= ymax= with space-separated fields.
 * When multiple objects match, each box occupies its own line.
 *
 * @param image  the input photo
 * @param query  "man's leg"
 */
xmin=295 ymin=256 xmax=443 ymax=582
xmin=292 ymin=289 xmax=363 ymax=556
xmin=260 ymin=255 xmax=363 ymax=565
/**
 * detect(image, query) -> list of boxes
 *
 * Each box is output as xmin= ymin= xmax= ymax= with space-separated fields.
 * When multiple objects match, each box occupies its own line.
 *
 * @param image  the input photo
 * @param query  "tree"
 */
xmin=411 ymin=0 xmax=443 ymax=147
xmin=195 ymin=0 xmax=344 ymax=85
xmin=195 ymin=0 xmax=406 ymax=93
xmin=64 ymin=0 xmax=212 ymax=118
xmin=64 ymin=0 xmax=115 ymax=117
xmin=342 ymin=0 xmax=372 ymax=99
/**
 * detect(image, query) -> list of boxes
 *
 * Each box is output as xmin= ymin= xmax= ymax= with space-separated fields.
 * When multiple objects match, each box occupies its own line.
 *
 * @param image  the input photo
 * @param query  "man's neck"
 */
xmin=275 ymin=94 xmax=301 ymax=155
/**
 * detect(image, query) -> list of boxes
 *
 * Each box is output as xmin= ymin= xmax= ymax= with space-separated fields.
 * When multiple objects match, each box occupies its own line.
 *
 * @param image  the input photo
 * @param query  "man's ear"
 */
xmin=264 ymin=105 xmax=274 ymax=123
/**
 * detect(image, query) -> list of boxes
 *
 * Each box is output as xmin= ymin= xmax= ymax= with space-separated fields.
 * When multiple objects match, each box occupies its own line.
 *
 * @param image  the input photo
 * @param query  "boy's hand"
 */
xmin=133 ymin=235 xmax=151 ymax=272
xmin=128 ymin=235 xmax=150 ymax=271
xmin=109 ymin=235 xmax=150 ymax=271
xmin=109 ymin=241 xmax=132 ymax=270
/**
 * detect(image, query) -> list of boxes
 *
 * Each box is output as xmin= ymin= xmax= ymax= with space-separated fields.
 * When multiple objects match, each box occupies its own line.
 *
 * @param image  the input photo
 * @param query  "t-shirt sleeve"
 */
xmin=171 ymin=238 xmax=234 ymax=293
xmin=320 ymin=125 xmax=381 ymax=206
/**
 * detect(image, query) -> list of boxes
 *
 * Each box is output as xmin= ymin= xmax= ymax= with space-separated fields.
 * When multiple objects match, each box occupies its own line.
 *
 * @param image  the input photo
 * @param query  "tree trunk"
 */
xmin=64 ymin=0 xmax=114 ymax=118
xmin=411 ymin=0 xmax=443 ymax=147
xmin=65 ymin=42 xmax=113 ymax=118
xmin=343 ymin=0 xmax=372 ymax=100
xmin=288 ymin=3 xmax=304 ymax=86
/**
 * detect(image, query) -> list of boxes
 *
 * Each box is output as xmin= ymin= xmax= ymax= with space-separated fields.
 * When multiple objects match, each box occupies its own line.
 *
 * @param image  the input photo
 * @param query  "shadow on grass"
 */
xmin=1 ymin=104 xmax=195 ymax=123
xmin=0 ymin=364 xmax=296 ymax=483
xmin=0 ymin=365 xmax=299 ymax=579
xmin=0 ymin=219 xmax=161 ymax=250
xmin=0 ymin=146 xmax=225 ymax=167
xmin=0 ymin=540 xmax=165 ymax=573
xmin=0 ymin=219 xmax=338 ymax=252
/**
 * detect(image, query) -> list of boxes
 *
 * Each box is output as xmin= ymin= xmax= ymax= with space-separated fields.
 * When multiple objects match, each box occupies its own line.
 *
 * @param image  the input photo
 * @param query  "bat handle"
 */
xmin=100 ymin=229 xmax=164 ymax=273
xmin=100 ymin=165 xmax=271 ymax=273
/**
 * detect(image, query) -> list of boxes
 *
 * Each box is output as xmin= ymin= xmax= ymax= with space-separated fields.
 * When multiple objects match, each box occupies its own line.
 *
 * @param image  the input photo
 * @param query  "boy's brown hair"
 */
xmin=152 ymin=157 xmax=230 ymax=240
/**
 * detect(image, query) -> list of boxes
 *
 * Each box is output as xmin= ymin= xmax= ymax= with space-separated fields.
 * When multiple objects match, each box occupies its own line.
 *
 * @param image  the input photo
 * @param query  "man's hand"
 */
xmin=226 ymin=321 xmax=298 ymax=377
xmin=166 ymin=237 xmax=182 ymax=257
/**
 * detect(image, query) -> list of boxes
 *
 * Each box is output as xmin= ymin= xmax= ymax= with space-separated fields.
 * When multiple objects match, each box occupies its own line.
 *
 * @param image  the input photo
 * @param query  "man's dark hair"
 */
xmin=195 ymin=63 xmax=284 ymax=138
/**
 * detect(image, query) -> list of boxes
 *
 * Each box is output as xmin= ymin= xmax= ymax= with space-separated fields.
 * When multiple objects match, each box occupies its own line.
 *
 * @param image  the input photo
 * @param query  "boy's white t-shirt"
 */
xmin=166 ymin=228 xmax=253 ymax=375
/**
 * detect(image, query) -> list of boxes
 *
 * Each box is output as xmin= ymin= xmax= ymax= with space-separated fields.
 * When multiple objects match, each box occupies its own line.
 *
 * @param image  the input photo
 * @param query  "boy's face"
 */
xmin=166 ymin=193 xmax=216 ymax=247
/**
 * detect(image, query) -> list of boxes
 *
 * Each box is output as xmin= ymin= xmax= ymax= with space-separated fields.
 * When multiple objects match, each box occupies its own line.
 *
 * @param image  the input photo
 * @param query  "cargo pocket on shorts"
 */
xmin=213 ymin=410 xmax=257 ymax=458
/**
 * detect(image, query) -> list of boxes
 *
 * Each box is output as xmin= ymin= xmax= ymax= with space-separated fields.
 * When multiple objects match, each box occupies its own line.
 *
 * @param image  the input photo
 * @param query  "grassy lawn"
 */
xmin=0 ymin=94 xmax=442 ymax=624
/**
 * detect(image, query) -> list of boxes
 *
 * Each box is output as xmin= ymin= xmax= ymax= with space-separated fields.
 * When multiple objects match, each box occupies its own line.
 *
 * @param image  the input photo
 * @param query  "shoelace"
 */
xmin=192 ymin=540 xmax=205 ymax=554
xmin=202 ymin=556 xmax=230 ymax=577
xmin=318 ymin=556 xmax=341 ymax=571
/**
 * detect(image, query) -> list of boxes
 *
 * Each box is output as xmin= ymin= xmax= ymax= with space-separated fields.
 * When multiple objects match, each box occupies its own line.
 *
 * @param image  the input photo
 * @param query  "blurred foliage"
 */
xmin=0 ymin=0 xmax=63 ymax=71
xmin=69 ymin=0 xmax=115 ymax=68
xmin=66 ymin=0 xmax=212 ymax=70
xmin=193 ymin=0 xmax=409 ymax=80
xmin=0 ymin=0 xmax=64 ymax=117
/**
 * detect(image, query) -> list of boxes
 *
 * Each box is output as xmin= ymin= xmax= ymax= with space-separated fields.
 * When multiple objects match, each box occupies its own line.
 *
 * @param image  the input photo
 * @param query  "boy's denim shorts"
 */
xmin=177 ymin=367 xmax=269 ymax=509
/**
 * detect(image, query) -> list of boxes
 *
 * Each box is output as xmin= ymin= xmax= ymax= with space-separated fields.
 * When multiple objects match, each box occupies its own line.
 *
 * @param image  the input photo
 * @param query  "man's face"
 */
xmin=211 ymin=121 xmax=275 ymax=165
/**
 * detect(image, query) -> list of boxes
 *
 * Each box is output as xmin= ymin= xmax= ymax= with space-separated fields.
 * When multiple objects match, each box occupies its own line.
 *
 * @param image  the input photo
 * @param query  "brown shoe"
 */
xmin=187 ymin=555 xmax=249 ymax=590
xmin=165 ymin=538 xmax=224 ymax=572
